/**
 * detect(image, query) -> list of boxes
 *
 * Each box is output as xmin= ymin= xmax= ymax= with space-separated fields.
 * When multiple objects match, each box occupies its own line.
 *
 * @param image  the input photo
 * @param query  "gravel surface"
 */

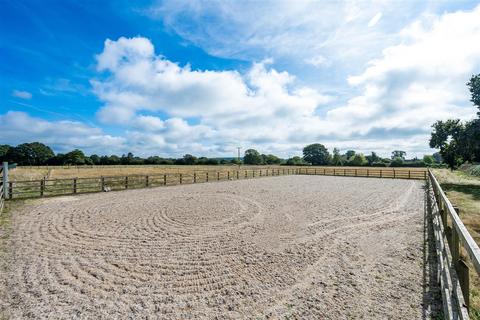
xmin=0 ymin=175 xmax=440 ymax=319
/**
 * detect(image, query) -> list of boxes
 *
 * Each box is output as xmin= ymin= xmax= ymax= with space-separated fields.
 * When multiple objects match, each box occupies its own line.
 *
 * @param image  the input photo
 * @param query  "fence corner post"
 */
xmin=2 ymin=162 xmax=8 ymax=199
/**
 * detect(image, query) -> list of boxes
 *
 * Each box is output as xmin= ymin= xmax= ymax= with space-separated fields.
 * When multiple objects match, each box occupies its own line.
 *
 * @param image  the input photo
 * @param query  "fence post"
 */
xmin=408 ymin=170 xmax=411 ymax=179
xmin=237 ymin=171 xmax=239 ymax=179
xmin=8 ymin=182 xmax=12 ymax=199
xmin=457 ymin=260 xmax=470 ymax=310
xmin=393 ymin=170 xmax=396 ymax=179
xmin=194 ymin=172 xmax=197 ymax=183
xmin=146 ymin=175 xmax=149 ymax=187
xmin=355 ymin=169 xmax=357 ymax=177
xmin=125 ymin=176 xmax=128 ymax=189
xmin=380 ymin=170 xmax=383 ymax=178
xmin=333 ymin=168 xmax=336 ymax=176
xmin=72 ymin=178 xmax=77 ymax=194
xmin=227 ymin=171 xmax=230 ymax=180
xmin=2 ymin=162 xmax=8 ymax=199
xmin=245 ymin=170 xmax=247 ymax=178
xmin=101 ymin=176 xmax=105 ymax=191
xmin=180 ymin=173 xmax=183 ymax=184
xmin=40 ymin=179 xmax=45 ymax=197
xmin=253 ymin=170 xmax=255 ymax=178
xmin=217 ymin=172 xmax=220 ymax=181
xmin=206 ymin=172 xmax=209 ymax=182
xmin=424 ymin=171 xmax=427 ymax=180
xmin=164 ymin=174 xmax=167 ymax=185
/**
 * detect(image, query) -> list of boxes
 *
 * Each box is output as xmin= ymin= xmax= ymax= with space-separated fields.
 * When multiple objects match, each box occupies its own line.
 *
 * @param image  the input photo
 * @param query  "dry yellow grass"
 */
xmin=10 ymin=165 xmax=426 ymax=181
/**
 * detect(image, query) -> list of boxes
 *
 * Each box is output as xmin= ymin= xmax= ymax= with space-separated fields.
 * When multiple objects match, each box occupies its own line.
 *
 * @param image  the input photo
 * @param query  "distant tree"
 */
xmin=390 ymin=157 xmax=405 ymax=167
xmin=303 ymin=143 xmax=330 ymax=165
xmin=244 ymin=149 xmax=263 ymax=165
xmin=285 ymin=156 xmax=307 ymax=166
xmin=5 ymin=142 xmax=54 ymax=165
xmin=391 ymin=150 xmax=406 ymax=160
xmin=64 ymin=149 xmax=86 ymax=165
xmin=183 ymin=154 xmax=197 ymax=165
xmin=345 ymin=150 xmax=356 ymax=159
xmin=263 ymin=154 xmax=282 ymax=165
xmin=331 ymin=148 xmax=343 ymax=166
xmin=423 ymin=155 xmax=435 ymax=166
xmin=90 ymin=154 xmax=101 ymax=165
xmin=349 ymin=153 xmax=368 ymax=166
xmin=366 ymin=152 xmax=381 ymax=165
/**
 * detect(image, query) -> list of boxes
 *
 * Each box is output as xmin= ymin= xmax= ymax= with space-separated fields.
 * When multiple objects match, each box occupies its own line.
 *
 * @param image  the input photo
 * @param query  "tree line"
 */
xmin=0 ymin=142 xmax=440 ymax=167
xmin=430 ymin=74 xmax=480 ymax=169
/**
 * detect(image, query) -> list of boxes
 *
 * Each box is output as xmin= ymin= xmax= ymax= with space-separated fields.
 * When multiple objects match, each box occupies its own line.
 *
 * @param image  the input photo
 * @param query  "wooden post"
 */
xmin=260 ymin=170 xmax=262 ymax=177
xmin=253 ymin=170 xmax=255 ymax=178
xmin=8 ymin=182 xmax=12 ymax=199
xmin=206 ymin=172 xmax=209 ymax=182
xmin=101 ymin=177 xmax=105 ymax=191
xmin=393 ymin=170 xmax=396 ymax=179
xmin=333 ymin=168 xmax=336 ymax=176
xmin=245 ymin=170 xmax=247 ymax=178
xmin=408 ymin=170 xmax=411 ymax=179
xmin=457 ymin=260 xmax=470 ymax=310
xmin=2 ymin=162 xmax=8 ymax=199
xmin=73 ymin=178 xmax=77 ymax=193
xmin=227 ymin=171 xmax=230 ymax=180
xmin=380 ymin=170 xmax=383 ymax=178
xmin=355 ymin=169 xmax=357 ymax=177
xmin=217 ymin=172 xmax=220 ymax=181
xmin=179 ymin=173 xmax=183 ymax=184
xmin=194 ymin=172 xmax=197 ymax=183
xmin=145 ymin=175 xmax=149 ymax=187
xmin=164 ymin=174 xmax=167 ymax=185
xmin=424 ymin=171 xmax=427 ymax=180
xmin=125 ymin=176 xmax=128 ymax=189
xmin=237 ymin=171 xmax=239 ymax=179
xmin=40 ymin=179 xmax=45 ymax=197
xmin=343 ymin=169 xmax=346 ymax=176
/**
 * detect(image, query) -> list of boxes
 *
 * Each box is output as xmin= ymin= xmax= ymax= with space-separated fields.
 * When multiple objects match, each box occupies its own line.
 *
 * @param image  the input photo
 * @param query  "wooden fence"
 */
xmin=5 ymin=167 xmax=427 ymax=200
xmin=0 ymin=166 xmax=4 ymax=213
xmin=427 ymin=169 xmax=480 ymax=319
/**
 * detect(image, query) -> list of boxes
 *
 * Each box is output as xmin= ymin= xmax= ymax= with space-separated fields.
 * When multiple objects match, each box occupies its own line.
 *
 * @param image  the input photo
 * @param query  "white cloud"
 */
xmin=12 ymin=90 xmax=32 ymax=100
xmin=0 ymin=111 xmax=125 ymax=154
xmin=368 ymin=12 xmax=382 ymax=27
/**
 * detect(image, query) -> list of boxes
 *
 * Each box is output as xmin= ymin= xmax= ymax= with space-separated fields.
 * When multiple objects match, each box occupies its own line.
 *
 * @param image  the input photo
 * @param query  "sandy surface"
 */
xmin=0 ymin=175 xmax=440 ymax=319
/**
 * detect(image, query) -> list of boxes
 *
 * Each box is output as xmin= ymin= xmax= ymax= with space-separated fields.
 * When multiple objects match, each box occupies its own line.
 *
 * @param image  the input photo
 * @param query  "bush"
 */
xmin=371 ymin=162 xmax=387 ymax=167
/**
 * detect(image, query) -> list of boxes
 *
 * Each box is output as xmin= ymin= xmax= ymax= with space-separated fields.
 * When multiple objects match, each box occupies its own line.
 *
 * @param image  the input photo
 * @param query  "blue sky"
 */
xmin=1 ymin=0 xmax=480 ymax=158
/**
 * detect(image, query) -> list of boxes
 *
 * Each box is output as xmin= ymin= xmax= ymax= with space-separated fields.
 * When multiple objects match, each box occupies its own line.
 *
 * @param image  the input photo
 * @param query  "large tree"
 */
xmin=5 ymin=142 xmax=54 ymax=165
xmin=468 ymin=74 xmax=480 ymax=116
xmin=243 ymin=149 xmax=263 ymax=165
xmin=303 ymin=143 xmax=330 ymax=165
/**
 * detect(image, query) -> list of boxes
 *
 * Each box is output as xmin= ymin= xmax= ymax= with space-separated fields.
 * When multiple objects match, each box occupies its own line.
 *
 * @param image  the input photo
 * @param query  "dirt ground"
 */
xmin=0 ymin=175 xmax=440 ymax=319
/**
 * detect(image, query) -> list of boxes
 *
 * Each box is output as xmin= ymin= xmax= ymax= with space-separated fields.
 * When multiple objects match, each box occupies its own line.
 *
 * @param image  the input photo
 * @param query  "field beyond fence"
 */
xmin=5 ymin=166 xmax=427 ymax=199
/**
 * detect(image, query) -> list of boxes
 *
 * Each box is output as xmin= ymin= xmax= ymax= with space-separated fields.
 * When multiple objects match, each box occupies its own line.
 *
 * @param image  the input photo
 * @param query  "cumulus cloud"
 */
xmin=0 ymin=111 xmax=125 ymax=154
xmin=12 ymin=90 xmax=32 ymax=99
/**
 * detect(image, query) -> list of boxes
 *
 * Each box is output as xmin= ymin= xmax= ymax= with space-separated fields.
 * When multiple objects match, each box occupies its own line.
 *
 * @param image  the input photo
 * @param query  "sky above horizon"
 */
xmin=1 ymin=0 xmax=480 ymax=158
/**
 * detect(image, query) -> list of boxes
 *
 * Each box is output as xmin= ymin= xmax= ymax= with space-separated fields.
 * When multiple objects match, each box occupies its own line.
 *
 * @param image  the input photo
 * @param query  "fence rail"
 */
xmin=427 ymin=169 xmax=480 ymax=319
xmin=5 ymin=167 xmax=427 ymax=200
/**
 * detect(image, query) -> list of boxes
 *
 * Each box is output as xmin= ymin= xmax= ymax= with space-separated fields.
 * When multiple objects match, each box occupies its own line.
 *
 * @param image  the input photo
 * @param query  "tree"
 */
xmin=345 ymin=150 xmax=356 ymax=159
xmin=390 ymin=157 xmax=404 ymax=167
xmin=64 ymin=149 xmax=86 ymax=165
xmin=423 ymin=155 xmax=435 ymax=166
xmin=182 ymin=154 xmax=197 ymax=165
xmin=467 ymin=74 xmax=480 ymax=116
xmin=391 ymin=150 xmax=406 ymax=160
xmin=262 ymin=154 xmax=282 ymax=165
xmin=90 ymin=154 xmax=101 ymax=165
xmin=303 ymin=143 xmax=330 ymax=165
xmin=244 ymin=149 xmax=263 ymax=165
xmin=429 ymin=119 xmax=466 ymax=169
xmin=0 ymin=145 xmax=11 ymax=162
xmin=5 ymin=142 xmax=54 ymax=165
xmin=349 ymin=153 xmax=368 ymax=166
xmin=285 ymin=156 xmax=307 ymax=166
xmin=366 ymin=152 xmax=380 ymax=165
xmin=331 ymin=148 xmax=343 ymax=166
